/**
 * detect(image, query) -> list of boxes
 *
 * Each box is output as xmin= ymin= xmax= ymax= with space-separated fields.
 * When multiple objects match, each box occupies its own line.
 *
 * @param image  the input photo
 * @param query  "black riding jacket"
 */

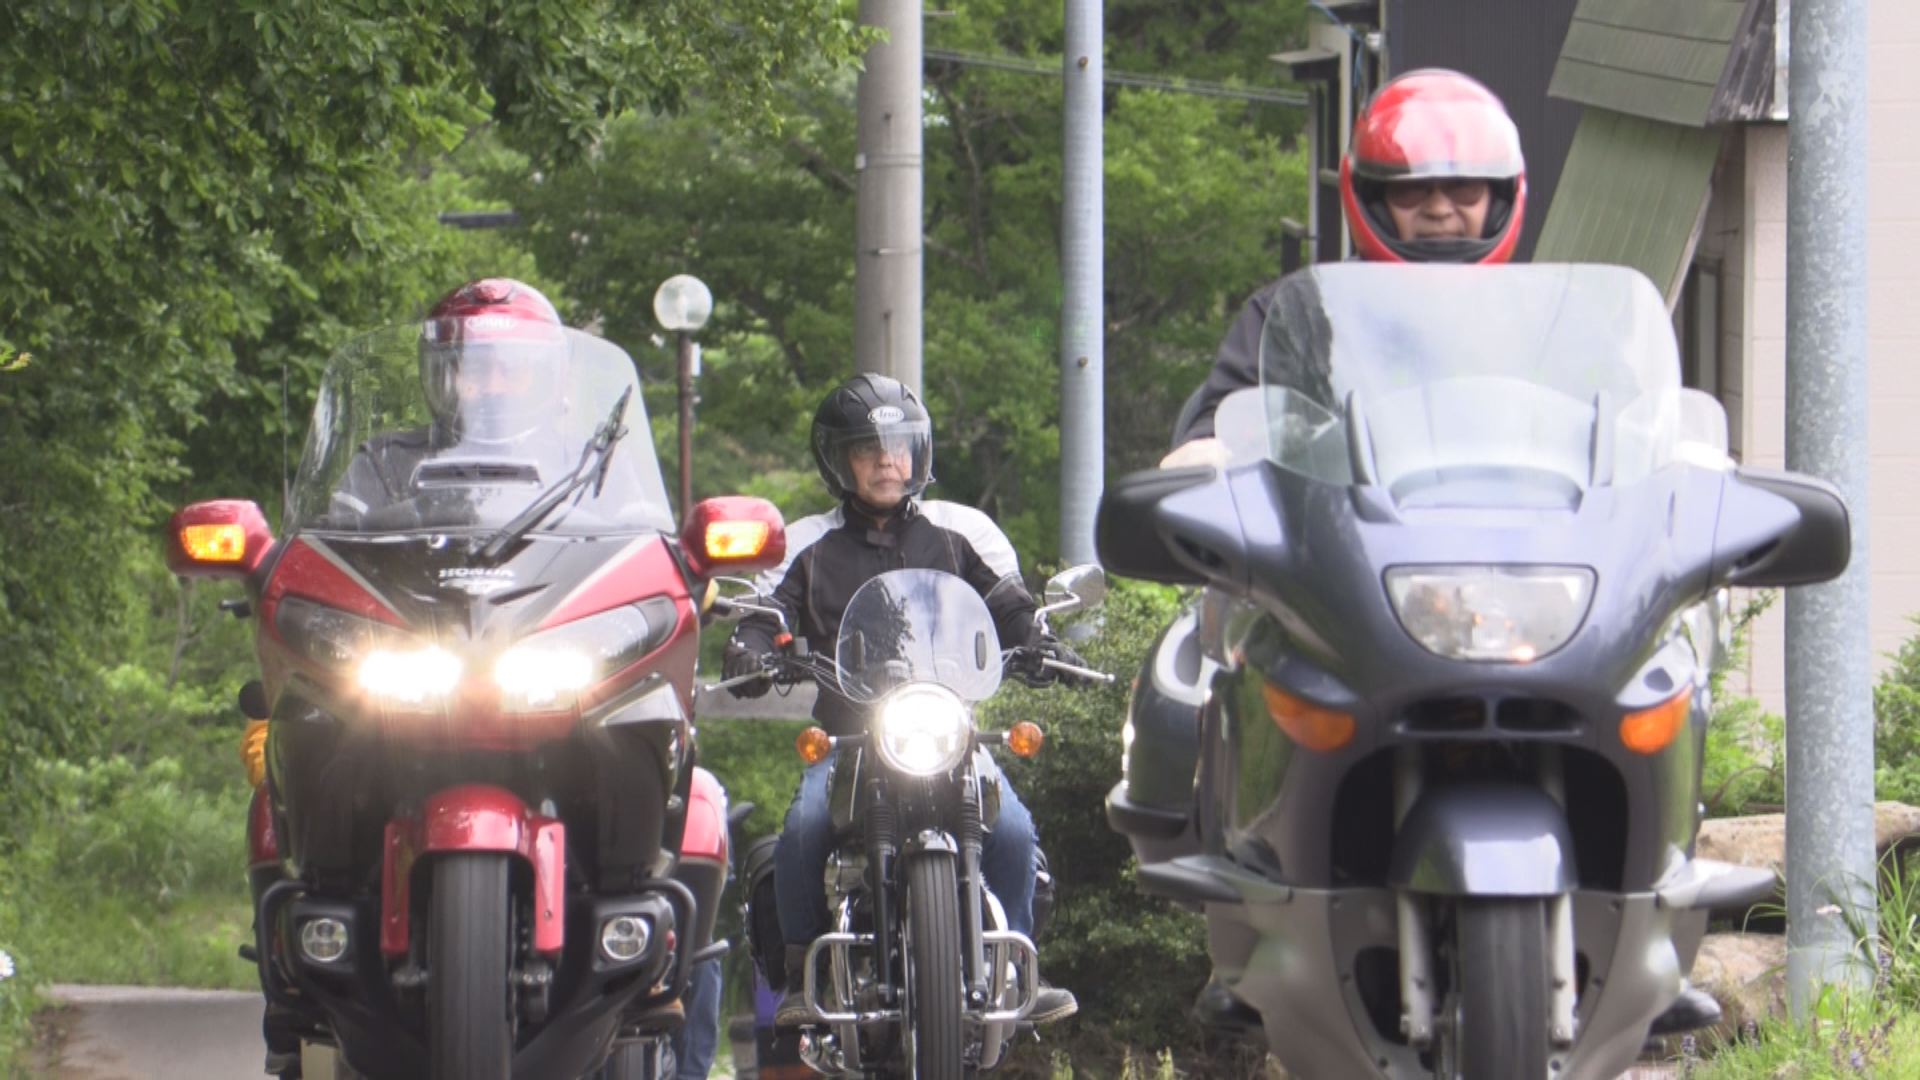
xmin=729 ymin=499 xmax=1040 ymax=736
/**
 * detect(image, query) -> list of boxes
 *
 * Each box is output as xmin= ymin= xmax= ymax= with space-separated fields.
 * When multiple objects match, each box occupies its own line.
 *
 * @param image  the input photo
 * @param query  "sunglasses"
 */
xmin=1383 ymin=179 xmax=1492 ymax=210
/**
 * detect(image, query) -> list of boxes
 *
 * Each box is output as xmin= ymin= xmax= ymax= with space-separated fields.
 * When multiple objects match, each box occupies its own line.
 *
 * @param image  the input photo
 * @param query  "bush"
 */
xmin=1876 ymin=617 xmax=1920 ymax=804
xmin=986 ymin=580 xmax=1252 ymax=1069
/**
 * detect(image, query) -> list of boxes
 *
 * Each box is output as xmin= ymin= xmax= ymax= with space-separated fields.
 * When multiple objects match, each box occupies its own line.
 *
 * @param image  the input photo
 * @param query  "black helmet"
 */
xmin=810 ymin=374 xmax=933 ymax=503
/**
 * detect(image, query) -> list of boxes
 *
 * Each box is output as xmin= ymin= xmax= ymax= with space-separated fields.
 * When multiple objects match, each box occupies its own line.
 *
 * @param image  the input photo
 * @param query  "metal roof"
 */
xmin=1547 ymin=0 xmax=1777 ymax=127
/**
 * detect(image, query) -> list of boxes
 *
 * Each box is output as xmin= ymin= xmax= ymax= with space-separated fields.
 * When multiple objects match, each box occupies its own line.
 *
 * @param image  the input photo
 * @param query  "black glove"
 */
xmin=1042 ymin=639 xmax=1100 ymax=688
xmin=1014 ymin=637 xmax=1094 ymax=689
xmin=723 ymin=640 xmax=771 ymax=699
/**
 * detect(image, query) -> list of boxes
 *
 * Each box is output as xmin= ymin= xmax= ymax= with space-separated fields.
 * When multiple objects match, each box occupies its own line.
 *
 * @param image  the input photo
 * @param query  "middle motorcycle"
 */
xmin=1100 ymin=262 xmax=1851 ymax=1079
xmin=711 ymin=566 xmax=1112 ymax=1079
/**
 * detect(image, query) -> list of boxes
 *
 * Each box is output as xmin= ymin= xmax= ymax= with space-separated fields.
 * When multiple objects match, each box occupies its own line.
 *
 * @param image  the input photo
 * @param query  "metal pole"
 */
xmin=1785 ymin=0 xmax=1874 ymax=1016
xmin=677 ymin=330 xmax=695 ymax=518
xmin=854 ymin=0 xmax=924 ymax=395
xmin=1058 ymin=0 xmax=1104 ymax=566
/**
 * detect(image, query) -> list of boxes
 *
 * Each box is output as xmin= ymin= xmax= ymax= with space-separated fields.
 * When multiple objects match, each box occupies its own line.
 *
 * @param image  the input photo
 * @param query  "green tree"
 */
xmin=0 ymin=0 xmax=867 ymax=802
xmin=495 ymin=0 xmax=1311 ymax=565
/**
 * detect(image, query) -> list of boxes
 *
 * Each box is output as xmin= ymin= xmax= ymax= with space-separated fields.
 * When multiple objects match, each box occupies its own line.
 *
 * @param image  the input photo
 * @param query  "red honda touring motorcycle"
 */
xmin=168 ymin=296 xmax=783 ymax=1080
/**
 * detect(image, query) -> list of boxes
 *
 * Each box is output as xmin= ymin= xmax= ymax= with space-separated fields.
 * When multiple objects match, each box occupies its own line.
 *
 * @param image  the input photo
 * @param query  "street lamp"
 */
xmin=653 ymin=274 xmax=713 ymax=520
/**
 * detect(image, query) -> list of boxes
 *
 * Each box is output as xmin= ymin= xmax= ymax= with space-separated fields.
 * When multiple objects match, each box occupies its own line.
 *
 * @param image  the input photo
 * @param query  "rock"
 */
xmin=1695 ymin=800 xmax=1920 ymax=886
xmin=1677 ymin=932 xmax=1789 ymax=1049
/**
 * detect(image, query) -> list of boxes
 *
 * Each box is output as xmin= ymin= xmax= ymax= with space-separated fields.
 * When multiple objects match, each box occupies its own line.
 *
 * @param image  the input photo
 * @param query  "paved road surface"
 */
xmin=40 ymin=985 xmax=268 ymax=1080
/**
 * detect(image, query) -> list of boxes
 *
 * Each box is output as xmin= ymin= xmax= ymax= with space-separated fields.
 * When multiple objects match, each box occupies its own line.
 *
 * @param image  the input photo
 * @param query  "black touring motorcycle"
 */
xmin=711 ymin=566 xmax=1111 ymax=1078
xmin=1101 ymin=263 xmax=1851 ymax=1079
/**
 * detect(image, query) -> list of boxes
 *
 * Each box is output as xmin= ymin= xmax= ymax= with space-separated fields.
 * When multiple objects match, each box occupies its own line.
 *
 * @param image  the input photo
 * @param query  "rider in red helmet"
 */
xmin=1163 ymin=68 xmax=1527 ymax=467
xmin=329 ymin=278 xmax=576 ymax=519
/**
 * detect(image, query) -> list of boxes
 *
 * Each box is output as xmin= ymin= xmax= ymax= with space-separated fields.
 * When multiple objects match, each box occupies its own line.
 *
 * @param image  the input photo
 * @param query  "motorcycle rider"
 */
xmin=722 ymin=373 xmax=1084 ymax=1028
xmin=1154 ymin=69 xmax=1723 ymax=1040
xmin=1161 ymin=67 xmax=1526 ymax=470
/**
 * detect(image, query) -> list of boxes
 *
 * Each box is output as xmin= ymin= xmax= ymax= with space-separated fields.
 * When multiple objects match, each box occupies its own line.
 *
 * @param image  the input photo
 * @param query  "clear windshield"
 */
xmin=288 ymin=325 xmax=674 ymax=535
xmin=1250 ymin=264 xmax=1706 ymax=508
xmin=834 ymin=570 xmax=1004 ymax=704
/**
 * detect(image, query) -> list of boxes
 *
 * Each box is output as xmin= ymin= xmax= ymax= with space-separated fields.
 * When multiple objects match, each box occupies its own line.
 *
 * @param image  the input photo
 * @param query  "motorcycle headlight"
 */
xmin=874 ymin=685 xmax=974 ymax=777
xmin=1385 ymin=565 xmax=1595 ymax=663
xmin=494 ymin=597 xmax=679 ymax=712
xmin=277 ymin=596 xmax=462 ymax=707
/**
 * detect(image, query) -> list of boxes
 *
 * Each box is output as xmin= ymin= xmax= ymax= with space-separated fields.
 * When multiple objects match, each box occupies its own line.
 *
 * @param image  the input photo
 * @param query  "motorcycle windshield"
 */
xmin=834 ymin=570 xmax=1004 ymax=705
xmin=1252 ymin=263 xmax=1703 ymax=508
xmin=287 ymin=324 xmax=674 ymax=535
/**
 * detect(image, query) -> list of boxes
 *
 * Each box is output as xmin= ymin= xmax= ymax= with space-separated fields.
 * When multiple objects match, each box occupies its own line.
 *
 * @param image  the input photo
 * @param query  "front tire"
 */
xmin=428 ymin=853 xmax=514 ymax=1080
xmin=1447 ymin=898 xmax=1551 ymax=1080
xmin=904 ymin=852 xmax=964 ymax=1080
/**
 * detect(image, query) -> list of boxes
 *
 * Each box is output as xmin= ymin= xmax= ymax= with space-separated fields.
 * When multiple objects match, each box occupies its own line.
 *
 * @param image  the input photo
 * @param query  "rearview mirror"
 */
xmin=1042 ymin=565 xmax=1108 ymax=617
xmin=166 ymin=500 xmax=276 ymax=579
xmin=1717 ymin=467 xmax=1851 ymax=588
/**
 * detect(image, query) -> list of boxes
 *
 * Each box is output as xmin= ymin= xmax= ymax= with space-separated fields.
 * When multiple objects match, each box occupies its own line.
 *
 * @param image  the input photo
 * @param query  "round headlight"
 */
xmin=874 ymin=685 xmax=973 ymax=777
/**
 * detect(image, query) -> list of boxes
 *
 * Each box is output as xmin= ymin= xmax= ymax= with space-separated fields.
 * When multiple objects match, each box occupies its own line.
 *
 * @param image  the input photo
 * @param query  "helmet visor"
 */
xmin=422 ymin=340 xmax=568 ymax=443
xmin=820 ymin=421 xmax=932 ymax=504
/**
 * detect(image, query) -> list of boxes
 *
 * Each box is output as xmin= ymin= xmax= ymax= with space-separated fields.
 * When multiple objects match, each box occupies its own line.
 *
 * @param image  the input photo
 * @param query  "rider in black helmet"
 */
xmin=725 ymin=373 xmax=1083 ymax=1029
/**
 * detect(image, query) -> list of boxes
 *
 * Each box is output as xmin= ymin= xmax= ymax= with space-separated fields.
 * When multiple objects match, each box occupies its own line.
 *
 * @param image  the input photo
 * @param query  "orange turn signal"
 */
xmin=179 ymin=522 xmax=249 ymax=563
xmin=797 ymin=726 xmax=833 ymax=765
xmin=1263 ymin=682 xmax=1356 ymax=752
xmin=1620 ymin=690 xmax=1691 ymax=755
xmin=706 ymin=520 xmax=771 ymax=562
xmin=1007 ymin=722 xmax=1045 ymax=759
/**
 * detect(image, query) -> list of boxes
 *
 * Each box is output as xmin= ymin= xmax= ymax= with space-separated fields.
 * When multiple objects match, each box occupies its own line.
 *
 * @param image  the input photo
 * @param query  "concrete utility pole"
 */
xmin=1058 ymin=0 xmax=1104 ymax=566
xmin=1784 ymin=0 xmax=1875 ymax=1016
xmin=853 ymin=0 xmax=924 ymax=395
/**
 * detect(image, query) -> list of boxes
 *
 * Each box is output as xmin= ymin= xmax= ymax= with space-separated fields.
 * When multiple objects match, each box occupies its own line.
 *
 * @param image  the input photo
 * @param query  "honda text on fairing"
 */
xmin=167 ymin=308 xmax=785 ymax=1080
xmin=714 ymin=567 xmax=1110 ymax=1079
xmin=1100 ymin=263 xmax=1850 ymax=1079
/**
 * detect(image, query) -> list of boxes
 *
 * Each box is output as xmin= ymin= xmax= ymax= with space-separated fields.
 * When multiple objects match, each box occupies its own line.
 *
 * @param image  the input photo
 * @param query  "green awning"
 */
xmin=1533 ymin=109 xmax=1723 ymax=303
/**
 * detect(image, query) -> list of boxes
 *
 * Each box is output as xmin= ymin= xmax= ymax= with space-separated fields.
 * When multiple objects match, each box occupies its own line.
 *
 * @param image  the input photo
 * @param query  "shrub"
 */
xmin=1875 ymin=617 xmax=1920 ymax=804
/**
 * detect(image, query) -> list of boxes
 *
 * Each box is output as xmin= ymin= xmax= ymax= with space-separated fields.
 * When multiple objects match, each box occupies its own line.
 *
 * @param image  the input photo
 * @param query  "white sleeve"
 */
xmin=920 ymin=501 xmax=1022 ymax=580
xmin=750 ymin=507 xmax=841 ymax=595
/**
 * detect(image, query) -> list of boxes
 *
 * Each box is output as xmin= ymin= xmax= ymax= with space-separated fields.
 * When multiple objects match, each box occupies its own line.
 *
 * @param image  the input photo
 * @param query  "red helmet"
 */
xmin=1340 ymin=69 xmax=1527 ymax=265
xmin=419 ymin=278 xmax=568 ymax=444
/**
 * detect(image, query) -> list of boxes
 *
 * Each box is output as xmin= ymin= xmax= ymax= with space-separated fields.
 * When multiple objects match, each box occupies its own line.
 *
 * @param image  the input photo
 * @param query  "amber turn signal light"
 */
xmin=1620 ymin=690 xmax=1691 ymax=755
xmin=179 ymin=523 xmax=249 ymax=563
xmin=706 ymin=520 xmax=771 ymax=562
xmin=797 ymin=726 xmax=833 ymax=765
xmin=1007 ymin=722 xmax=1045 ymax=759
xmin=1263 ymin=682 xmax=1356 ymax=752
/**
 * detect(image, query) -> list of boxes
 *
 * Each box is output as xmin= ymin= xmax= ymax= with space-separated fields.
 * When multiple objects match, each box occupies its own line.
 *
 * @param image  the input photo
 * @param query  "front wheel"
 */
xmin=904 ymin=852 xmax=964 ymax=1080
xmin=1443 ymin=898 xmax=1551 ymax=1080
xmin=427 ymin=853 xmax=515 ymax=1080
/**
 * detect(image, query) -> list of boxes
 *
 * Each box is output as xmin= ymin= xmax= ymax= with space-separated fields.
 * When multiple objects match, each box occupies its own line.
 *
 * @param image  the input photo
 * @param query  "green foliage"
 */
xmin=986 ymin=581 xmax=1243 ymax=1066
xmin=1875 ymin=617 xmax=1920 ymax=804
xmin=496 ymin=0 xmax=1312 ymax=569
xmin=0 ymin=0 xmax=867 ymax=814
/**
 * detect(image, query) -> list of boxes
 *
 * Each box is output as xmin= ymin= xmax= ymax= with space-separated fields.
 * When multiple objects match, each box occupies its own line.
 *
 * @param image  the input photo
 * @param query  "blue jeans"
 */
xmin=774 ymin=755 xmax=1037 ymax=945
xmin=671 ymin=957 xmax=722 ymax=1078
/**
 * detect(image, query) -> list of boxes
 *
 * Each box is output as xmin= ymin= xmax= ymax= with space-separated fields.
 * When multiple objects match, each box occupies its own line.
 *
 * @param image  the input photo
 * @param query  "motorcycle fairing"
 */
xmin=380 ymin=784 xmax=566 ymax=956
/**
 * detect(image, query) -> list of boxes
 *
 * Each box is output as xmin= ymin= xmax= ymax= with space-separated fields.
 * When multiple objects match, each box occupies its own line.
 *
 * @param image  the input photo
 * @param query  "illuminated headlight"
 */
xmin=357 ymin=647 xmax=462 ymax=704
xmin=494 ymin=599 xmax=675 ymax=712
xmin=1385 ymin=565 xmax=1595 ymax=663
xmin=494 ymin=648 xmax=596 ymax=709
xmin=874 ymin=685 xmax=973 ymax=776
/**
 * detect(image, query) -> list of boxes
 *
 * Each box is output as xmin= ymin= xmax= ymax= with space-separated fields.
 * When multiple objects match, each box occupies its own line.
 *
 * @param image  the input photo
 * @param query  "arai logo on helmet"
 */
xmin=868 ymin=405 xmax=906 ymax=424
xmin=438 ymin=566 xmax=515 ymax=596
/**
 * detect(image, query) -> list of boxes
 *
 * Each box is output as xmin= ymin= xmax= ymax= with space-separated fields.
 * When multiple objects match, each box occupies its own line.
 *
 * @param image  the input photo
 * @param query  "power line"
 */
xmin=924 ymin=47 xmax=1308 ymax=107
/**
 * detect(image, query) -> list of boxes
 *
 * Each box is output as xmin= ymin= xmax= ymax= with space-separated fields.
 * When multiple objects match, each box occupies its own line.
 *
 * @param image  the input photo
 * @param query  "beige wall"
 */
xmin=1727 ymin=3 xmax=1920 ymax=716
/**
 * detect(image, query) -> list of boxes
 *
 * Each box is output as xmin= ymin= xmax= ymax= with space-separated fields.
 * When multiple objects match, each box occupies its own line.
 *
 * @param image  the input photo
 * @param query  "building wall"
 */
xmin=1730 ymin=2 xmax=1920 ymax=716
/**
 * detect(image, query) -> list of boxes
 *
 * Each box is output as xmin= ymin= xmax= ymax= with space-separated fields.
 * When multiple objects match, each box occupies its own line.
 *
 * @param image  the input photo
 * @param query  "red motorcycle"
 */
xmin=168 ymin=292 xmax=782 ymax=1080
